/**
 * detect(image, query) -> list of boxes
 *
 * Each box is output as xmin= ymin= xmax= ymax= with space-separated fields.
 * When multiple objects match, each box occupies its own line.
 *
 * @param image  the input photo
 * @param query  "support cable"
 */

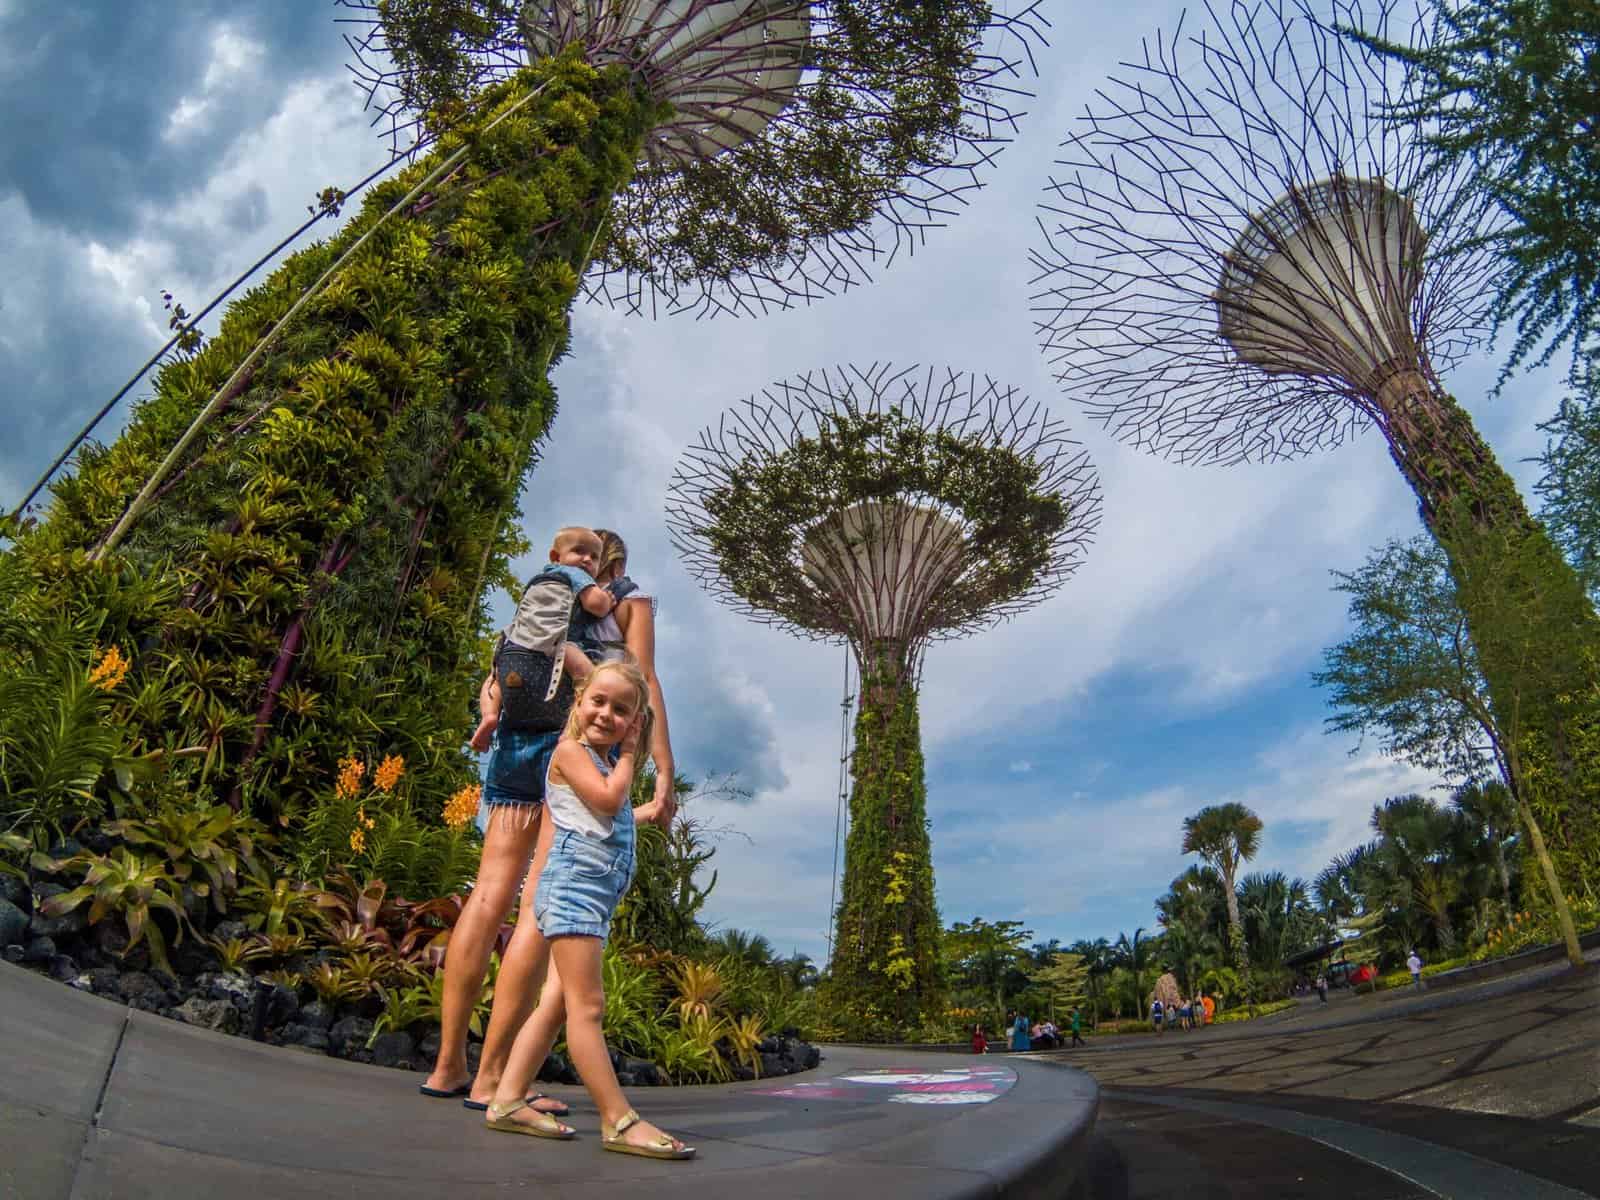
xmin=825 ymin=640 xmax=854 ymax=964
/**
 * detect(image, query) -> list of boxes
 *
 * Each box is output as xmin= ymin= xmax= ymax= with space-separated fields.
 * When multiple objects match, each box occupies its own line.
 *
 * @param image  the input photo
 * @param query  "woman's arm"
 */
xmin=550 ymin=735 xmax=638 ymax=817
xmin=615 ymin=596 xmax=674 ymax=824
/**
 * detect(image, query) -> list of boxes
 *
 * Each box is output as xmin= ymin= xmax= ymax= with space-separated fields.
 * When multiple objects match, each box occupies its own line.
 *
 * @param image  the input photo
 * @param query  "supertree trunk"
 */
xmin=13 ymin=53 xmax=656 ymax=843
xmin=829 ymin=640 xmax=945 ymax=1031
xmin=1378 ymin=372 xmax=1600 ymax=926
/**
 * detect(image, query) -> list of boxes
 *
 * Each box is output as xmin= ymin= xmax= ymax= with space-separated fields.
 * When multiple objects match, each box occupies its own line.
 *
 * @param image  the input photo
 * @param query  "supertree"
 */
xmin=667 ymin=363 xmax=1102 ymax=1029
xmin=2 ymin=2 xmax=1044 ymax=877
xmin=1026 ymin=0 xmax=1599 ymax=957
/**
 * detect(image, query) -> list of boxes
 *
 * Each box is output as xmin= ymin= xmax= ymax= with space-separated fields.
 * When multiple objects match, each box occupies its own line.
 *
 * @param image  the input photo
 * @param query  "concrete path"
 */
xmin=0 ymin=963 xmax=1098 ymax=1200
xmin=1048 ymin=962 xmax=1599 ymax=1198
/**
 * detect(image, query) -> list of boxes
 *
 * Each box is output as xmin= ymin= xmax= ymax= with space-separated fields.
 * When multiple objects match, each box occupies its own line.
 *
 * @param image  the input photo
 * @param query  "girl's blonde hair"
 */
xmin=564 ymin=658 xmax=653 ymax=755
xmin=592 ymin=528 xmax=628 ymax=583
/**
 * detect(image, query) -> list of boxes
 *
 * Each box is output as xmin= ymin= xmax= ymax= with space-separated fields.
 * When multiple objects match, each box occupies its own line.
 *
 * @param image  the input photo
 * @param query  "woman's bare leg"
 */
xmin=488 ymin=924 xmax=570 ymax=1128
xmin=469 ymin=813 xmax=562 ymax=1106
xmin=422 ymin=806 xmax=539 ymax=1093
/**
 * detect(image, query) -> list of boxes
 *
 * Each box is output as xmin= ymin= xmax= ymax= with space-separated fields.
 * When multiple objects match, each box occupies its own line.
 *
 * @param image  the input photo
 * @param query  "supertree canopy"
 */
xmin=1028 ymin=0 xmax=1600 ymax=928
xmin=0 ymin=3 xmax=1044 ymax=891
xmin=668 ymin=363 xmax=1101 ymax=1030
xmin=348 ymin=0 xmax=1048 ymax=317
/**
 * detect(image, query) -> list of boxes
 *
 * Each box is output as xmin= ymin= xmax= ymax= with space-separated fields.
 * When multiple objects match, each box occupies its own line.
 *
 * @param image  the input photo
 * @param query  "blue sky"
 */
xmin=0 ymin=1 xmax=1567 ymax=963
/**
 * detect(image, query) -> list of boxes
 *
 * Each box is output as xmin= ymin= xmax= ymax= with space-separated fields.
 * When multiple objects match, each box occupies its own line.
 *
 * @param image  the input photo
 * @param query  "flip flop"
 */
xmin=601 ymin=1109 xmax=695 ymax=1161
xmin=464 ymin=1092 xmax=570 ymax=1117
xmin=484 ymin=1099 xmax=574 ymax=1140
xmin=419 ymin=1082 xmax=471 ymax=1099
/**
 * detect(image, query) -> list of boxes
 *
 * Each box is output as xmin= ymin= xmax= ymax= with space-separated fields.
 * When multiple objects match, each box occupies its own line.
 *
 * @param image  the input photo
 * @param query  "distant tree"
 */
xmin=1067 ymin=937 xmax=1114 ymax=1026
xmin=1238 ymin=871 xmax=1320 ymax=971
xmin=1180 ymin=804 xmax=1263 ymax=970
xmin=943 ymin=917 xmax=1034 ymax=1018
xmin=1350 ymin=0 xmax=1600 ymax=384
xmin=1451 ymin=778 xmax=1520 ymax=918
xmin=1535 ymin=381 xmax=1600 ymax=601
xmin=710 ymin=928 xmax=776 ymax=969
xmin=1026 ymin=952 xmax=1089 ymax=1023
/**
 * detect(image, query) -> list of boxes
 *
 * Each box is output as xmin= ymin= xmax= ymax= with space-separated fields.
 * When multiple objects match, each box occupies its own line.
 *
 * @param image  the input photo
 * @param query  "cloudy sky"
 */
xmin=1 ymin=2 xmax=1566 ymax=962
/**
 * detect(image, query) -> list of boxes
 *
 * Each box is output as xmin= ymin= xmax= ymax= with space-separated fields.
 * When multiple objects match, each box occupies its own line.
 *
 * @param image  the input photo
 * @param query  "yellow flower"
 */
xmin=443 ymin=784 xmax=482 ymax=829
xmin=88 ymin=646 xmax=130 ymax=691
xmin=349 ymin=828 xmax=366 ymax=854
xmin=334 ymin=756 xmax=365 ymax=799
xmin=357 ymin=806 xmax=375 ymax=831
xmin=373 ymin=754 xmax=405 ymax=792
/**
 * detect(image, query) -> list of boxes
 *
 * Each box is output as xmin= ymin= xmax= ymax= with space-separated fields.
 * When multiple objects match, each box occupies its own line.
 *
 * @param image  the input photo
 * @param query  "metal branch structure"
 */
xmin=668 ymin=362 xmax=1101 ymax=1028
xmin=340 ymin=0 xmax=1046 ymax=318
xmin=1028 ymin=0 xmax=1600 ymax=921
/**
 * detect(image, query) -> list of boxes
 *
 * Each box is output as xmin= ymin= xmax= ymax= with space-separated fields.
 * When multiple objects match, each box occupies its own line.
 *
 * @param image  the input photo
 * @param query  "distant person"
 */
xmin=1150 ymin=997 xmax=1164 ymax=1034
xmin=1315 ymin=973 xmax=1328 ymax=1003
xmin=1069 ymin=1008 xmax=1086 ymax=1047
xmin=1200 ymin=994 xmax=1214 ymax=1025
xmin=971 ymin=1025 xmax=989 ymax=1054
xmin=1010 ymin=1012 xmax=1031 ymax=1052
xmin=1406 ymin=950 xmax=1425 ymax=991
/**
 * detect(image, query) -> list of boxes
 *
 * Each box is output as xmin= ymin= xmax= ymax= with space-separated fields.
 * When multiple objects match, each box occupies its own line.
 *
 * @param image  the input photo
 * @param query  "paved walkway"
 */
xmin=0 ymin=963 xmax=1097 ymax=1200
xmin=1046 ymin=961 xmax=1599 ymax=1199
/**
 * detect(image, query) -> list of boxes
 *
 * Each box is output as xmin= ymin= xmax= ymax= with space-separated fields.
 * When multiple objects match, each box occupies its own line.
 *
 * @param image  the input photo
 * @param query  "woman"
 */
xmin=436 ymin=530 xmax=675 ymax=1110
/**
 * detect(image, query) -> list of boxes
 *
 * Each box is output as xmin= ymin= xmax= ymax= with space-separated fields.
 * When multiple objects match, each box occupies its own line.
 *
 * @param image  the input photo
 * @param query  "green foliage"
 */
xmin=701 ymin=407 xmax=1070 ymax=641
xmin=207 ymin=935 xmax=269 ymax=974
xmin=105 ymin=803 xmax=264 ymax=916
xmin=1181 ymin=803 xmax=1262 ymax=970
xmin=1210 ymin=998 xmax=1296 ymax=1025
xmin=826 ymin=654 xmax=945 ymax=1034
xmin=1349 ymin=0 xmax=1600 ymax=383
xmin=1534 ymin=380 xmax=1600 ymax=600
xmin=611 ymin=770 xmax=720 ymax=955
xmin=39 ymin=847 xmax=190 ymax=973
xmin=4 ymin=53 xmax=657 ymax=898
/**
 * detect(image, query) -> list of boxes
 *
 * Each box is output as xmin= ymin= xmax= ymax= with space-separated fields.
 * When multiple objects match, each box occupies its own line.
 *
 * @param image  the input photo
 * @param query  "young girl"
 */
xmin=485 ymin=660 xmax=694 ymax=1161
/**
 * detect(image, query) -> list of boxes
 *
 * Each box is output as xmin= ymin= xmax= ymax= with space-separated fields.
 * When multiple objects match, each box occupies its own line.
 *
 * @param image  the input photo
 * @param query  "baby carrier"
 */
xmin=493 ymin=566 xmax=586 ymax=733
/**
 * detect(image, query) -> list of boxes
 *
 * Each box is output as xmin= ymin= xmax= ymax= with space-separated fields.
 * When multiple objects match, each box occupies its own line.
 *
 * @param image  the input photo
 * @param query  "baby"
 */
xmin=470 ymin=526 xmax=614 ymax=752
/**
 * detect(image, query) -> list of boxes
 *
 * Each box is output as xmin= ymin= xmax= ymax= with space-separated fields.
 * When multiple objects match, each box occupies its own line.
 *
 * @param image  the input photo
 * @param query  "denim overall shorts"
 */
xmin=534 ymin=745 xmax=636 ymax=941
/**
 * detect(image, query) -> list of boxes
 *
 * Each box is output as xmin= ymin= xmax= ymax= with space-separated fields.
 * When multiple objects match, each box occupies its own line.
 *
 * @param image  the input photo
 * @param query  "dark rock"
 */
xmin=42 ymin=839 xmax=86 ymax=866
xmin=211 ymin=919 xmax=249 ymax=944
xmin=119 ymin=971 xmax=165 ymax=1003
xmin=266 ymin=984 xmax=299 ymax=1027
xmin=347 ymin=1048 xmax=375 ymax=1066
xmin=171 ymin=940 xmax=215 ymax=978
xmin=77 ymin=829 xmax=113 ymax=855
xmin=370 ymin=1031 xmax=416 ymax=1070
xmin=197 ymin=971 xmax=255 ymax=1010
xmin=21 ymin=935 xmax=57 ymax=963
xmin=620 ymin=1056 xmax=661 ymax=1087
xmin=1 ymin=945 xmax=23 ymax=964
xmin=759 ymin=1052 xmax=785 ymax=1078
xmin=329 ymin=1016 xmax=374 ymax=1058
xmin=536 ymin=1052 xmax=574 ymax=1086
xmin=797 ymin=1042 xmax=821 ymax=1070
xmin=86 ymin=967 xmax=123 ymax=996
xmin=758 ymin=1036 xmax=782 ymax=1055
xmin=614 ymin=1071 xmax=635 ymax=1087
xmin=731 ymin=1064 xmax=756 ymax=1083
xmin=280 ymin=1024 xmax=330 ymax=1053
xmin=28 ymin=899 xmax=88 ymax=941
xmin=0 ymin=874 xmax=30 ymax=913
xmin=174 ymin=995 xmax=241 ymax=1034
xmin=466 ymin=1042 xmax=483 ymax=1073
xmin=354 ymin=992 xmax=384 ymax=1020
xmin=298 ymin=1000 xmax=336 ymax=1030
xmin=418 ymin=1028 xmax=441 ymax=1060
xmin=129 ymin=994 xmax=166 ymax=1014
xmin=49 ymin=955 xmax=82 ymax=982
xmin=150 ymin=967 xmax=179 ymax=991
xmin=91 ymin=923 xmax=130 ymax=957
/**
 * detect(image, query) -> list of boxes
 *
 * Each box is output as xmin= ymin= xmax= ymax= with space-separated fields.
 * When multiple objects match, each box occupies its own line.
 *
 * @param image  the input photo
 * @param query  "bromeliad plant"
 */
xmin=38 ymin=847 xmax=192 ymax=972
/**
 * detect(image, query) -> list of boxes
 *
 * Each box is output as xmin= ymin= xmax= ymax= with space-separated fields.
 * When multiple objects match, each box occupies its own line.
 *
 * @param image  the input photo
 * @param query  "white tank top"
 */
xmin=544 ymin=742 xmax=618 ymax=839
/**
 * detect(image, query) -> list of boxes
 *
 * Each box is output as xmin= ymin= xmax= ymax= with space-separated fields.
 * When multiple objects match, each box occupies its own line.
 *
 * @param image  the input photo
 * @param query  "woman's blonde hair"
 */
xmin=592 ymin=528 xmax=628 ymax=583
xmin=564 ymin=658 xmax=653 ymax=755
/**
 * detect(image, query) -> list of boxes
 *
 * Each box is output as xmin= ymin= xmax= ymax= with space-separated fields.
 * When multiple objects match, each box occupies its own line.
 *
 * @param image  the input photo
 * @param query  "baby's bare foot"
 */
xmin=469 ymin=715 xmax=497 ymax=752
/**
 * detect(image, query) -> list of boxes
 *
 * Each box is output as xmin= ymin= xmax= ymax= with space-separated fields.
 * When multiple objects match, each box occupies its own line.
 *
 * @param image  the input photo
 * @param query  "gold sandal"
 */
xmin=485 ymin=1098 xmax=575 ymax=1140
xmin=601 ymin=1109 xmax=695 ymax=1160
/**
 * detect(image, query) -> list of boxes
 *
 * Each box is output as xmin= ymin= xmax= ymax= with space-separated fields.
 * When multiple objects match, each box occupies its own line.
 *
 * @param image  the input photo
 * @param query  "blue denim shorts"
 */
xmin=483 ymin=729 xmax=561 ymax=809
xmin=534 ymin=829 xmax=635 ymax=941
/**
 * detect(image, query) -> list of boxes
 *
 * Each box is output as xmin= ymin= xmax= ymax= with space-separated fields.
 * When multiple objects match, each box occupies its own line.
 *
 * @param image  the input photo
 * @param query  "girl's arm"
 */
xmin=615 ymin=597 xmax=674 ymax=823
xmin=550 ymin=731 xmax=639 ymax=817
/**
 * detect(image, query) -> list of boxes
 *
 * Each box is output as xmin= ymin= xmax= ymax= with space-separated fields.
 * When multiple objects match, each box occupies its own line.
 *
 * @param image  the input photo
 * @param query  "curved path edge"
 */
xmin=2 ymin=962 xmax=1098 ymax=1199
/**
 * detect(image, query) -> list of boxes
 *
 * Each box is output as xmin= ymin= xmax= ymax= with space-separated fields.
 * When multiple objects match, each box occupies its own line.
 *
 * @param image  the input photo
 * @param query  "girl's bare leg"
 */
xmin=545 ymin=935 xmax=686 ymax=1153
xmin=422 ymin=806 xmax=539 ymax=1093
xmin=488 ymin=921 xmax=570 ymax=1130
xmin=470 ymin=813 xmax=563 ymax=1106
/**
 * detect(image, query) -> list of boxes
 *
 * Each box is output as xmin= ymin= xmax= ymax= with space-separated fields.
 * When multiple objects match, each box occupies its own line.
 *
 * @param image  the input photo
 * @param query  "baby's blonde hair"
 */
xmin=552 ymin=526 xmax=600 ymax=555
xmin=564 ymin=659 xmax=653 ymax=756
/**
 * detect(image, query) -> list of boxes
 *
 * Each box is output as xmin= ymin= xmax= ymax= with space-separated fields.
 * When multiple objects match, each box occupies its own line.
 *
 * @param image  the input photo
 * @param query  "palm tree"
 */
xmin=1068 ymin=938 xmax=1113 ymax=1026
xmin=1113 ymin=927 xmax=1148 ymax=1016
xmin=1370 ymin=794 xmax=1470 ymax=955
xmin=710 ymin=928 xmax=776 ymax=969
xmin=1451 ymin=779 xmax=1519 ymax=918
xmin=1181 ymin=803 xmax=1264 ymax=969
